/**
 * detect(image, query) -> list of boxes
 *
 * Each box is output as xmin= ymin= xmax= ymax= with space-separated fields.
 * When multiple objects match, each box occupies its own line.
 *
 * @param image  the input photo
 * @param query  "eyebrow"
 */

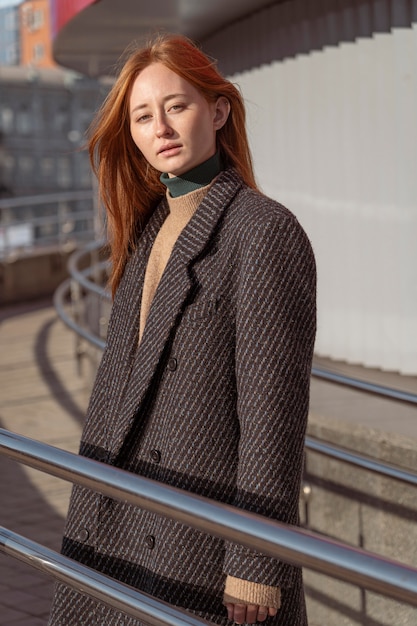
xmin=130 ymin=93 xmax=188 ymax=115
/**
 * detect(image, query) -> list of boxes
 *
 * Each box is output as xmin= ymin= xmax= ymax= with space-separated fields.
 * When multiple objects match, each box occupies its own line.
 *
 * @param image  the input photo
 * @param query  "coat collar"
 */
xmin=103 ymin=168 xmax=243 ymax=455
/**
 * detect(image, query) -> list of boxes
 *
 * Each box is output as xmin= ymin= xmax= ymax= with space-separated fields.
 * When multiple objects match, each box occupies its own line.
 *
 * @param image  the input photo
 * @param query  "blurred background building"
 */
xmin=0 ymin=65 xmax=107 ymax=195
xmin=0 ymin=2 xmax=20 ymax=65
xmin=19 ymin=0 xmax=56 ymax=68
xmin=0 ymin=0 xmax=110 ymax=257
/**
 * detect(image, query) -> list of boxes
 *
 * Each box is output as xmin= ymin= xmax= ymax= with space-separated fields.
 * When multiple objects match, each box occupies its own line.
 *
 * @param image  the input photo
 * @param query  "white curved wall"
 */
xmin=232 ymin=25 xmax=417 ymax=375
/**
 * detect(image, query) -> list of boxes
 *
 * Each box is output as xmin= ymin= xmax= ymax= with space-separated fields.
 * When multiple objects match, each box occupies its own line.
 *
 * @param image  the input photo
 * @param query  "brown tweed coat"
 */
xmin=48 ymin=168 xmax=316 ymax=626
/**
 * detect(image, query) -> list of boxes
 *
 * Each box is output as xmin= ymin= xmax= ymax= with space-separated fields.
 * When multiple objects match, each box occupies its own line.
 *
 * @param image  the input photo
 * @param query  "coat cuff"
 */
xmin=223 ymin=575 xmax=281 ymax=609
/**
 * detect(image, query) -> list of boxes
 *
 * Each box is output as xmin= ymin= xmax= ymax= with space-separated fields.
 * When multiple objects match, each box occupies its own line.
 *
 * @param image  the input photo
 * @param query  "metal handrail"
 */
xmin=1 ymin=428 xmax=417 ymax=608
xmin=0 ymin=189 xmax=93 ymax=209
xmin=0 ymin=527 xmax=209 ymax=626
xmin=66 ymin=238 xmax=110 ymax=298
xmin=53 ymin=279 xmax=107 ymax=350
xmin=1 ymin=208 xmax=95 ymax=230
xmin=311 ymin=366 xmax=417 ymax=405
xmin=305 ymin=436 xmax=417 ymax=487
xmin=0 ymin=189 xmax=98 ymax=256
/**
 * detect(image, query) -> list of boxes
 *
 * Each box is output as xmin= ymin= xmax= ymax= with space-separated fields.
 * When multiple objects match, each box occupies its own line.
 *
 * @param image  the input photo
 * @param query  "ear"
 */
xmin=213 ymin=97 xmax=230 ymax=131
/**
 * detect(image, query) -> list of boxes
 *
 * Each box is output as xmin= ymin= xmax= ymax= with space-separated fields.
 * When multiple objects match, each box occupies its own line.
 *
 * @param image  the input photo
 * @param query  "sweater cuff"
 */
xmin=223 ymin=575 xmax=281 ymax=609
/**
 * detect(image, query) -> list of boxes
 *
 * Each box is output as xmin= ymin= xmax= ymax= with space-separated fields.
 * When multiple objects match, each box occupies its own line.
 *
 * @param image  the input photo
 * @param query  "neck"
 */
xmin=160 ymin=152 xmax=222 ymax=198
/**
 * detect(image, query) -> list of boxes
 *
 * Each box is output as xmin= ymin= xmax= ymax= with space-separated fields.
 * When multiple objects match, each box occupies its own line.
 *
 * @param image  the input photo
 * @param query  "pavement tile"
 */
xmin=0 ymin=605 xmax=30 ymax=624
xmin=1 ymin=589 xmax=51 ymax=614
xmin=0 ymin=300 xmax=87 ymax=623
xmin=28 ymin=581 xmax=58 ymax=600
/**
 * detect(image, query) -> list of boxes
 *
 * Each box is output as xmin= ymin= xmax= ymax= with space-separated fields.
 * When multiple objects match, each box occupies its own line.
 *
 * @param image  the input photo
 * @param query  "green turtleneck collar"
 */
xmin=160 ymin=152 xmax=222 ymax=198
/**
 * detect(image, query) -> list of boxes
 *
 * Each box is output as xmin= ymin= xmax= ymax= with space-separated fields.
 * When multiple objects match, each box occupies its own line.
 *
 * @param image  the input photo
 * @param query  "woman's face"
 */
xmin=129 ymin=63 xmax=229 ymax=177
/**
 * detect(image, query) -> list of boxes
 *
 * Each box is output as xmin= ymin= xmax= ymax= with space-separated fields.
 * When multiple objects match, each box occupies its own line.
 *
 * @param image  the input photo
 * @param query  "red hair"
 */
xmin=89 ymin=33 xmax=257 ymax=296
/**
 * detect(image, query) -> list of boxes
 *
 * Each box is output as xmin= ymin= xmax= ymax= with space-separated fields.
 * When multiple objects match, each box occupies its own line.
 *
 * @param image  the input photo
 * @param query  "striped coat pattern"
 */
xmin=48 ymin=169 xmax=316 ymax=625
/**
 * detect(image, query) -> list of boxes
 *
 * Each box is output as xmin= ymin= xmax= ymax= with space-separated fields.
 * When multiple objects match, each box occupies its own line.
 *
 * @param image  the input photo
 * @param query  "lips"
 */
xmin=158 ymin=143 xmax=182 ymax=155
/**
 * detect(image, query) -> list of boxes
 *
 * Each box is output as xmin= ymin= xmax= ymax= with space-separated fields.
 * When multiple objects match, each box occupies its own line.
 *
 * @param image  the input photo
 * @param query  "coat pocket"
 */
xmin=183 ymin=297 xmax=219 ymax=323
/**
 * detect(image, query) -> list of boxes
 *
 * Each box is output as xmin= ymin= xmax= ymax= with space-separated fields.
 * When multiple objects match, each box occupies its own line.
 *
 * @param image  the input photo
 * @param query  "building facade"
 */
xmin=19 ymin=0 xmax=56 ymax=68
xmin=0 ymin=65 xmax=109 ymax=196
xmin=0 ymin=5 xmax=20 ymax=66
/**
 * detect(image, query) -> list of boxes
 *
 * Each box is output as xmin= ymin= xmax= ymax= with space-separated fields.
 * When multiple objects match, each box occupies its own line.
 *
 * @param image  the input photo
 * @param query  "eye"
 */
xmin=131 ymin=111 xmax=152 ymax=124
xmin=133 ymin=113 xmax=151 ymax=123
xmin=168 ymin=103 xmax=185 ymax=113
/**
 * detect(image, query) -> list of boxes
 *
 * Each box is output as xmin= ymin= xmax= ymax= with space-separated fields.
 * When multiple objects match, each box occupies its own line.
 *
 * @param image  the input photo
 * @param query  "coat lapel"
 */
xmin=99 ymin=200 xmax=168 ymax=444
xmin=107 ymin=169 xmax=243 ymax=455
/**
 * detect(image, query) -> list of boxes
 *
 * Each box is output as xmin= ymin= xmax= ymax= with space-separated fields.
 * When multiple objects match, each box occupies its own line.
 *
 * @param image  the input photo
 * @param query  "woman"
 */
xmin=49 ymin=34 xmax=316 ymax=626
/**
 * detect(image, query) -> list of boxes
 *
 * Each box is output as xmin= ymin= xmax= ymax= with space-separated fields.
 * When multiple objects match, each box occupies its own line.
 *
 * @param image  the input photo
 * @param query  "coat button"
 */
xmin=145 ymin=535 xmax=155 ymax=549
xmin=150 ymin=449 xmax=161 ymax=463
xmin=96 ymin=448 xmax=107 ymax=461
xmin=167 ymin=357 xmax=177 ymax=371
xmin=78 ymin=528 xmax=90 ymax=542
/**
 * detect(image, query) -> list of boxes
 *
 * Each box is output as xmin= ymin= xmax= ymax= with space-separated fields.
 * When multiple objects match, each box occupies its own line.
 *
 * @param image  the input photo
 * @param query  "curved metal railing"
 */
xmin=53 ymin=239 xmax=109 ymax=350
xmin=66 ymin=239 xmax=110 ymax=298
xmin=1 ymin=429 xmax=417 ymax=618
xmin=0 ymin=190 xmax=97 ymax=257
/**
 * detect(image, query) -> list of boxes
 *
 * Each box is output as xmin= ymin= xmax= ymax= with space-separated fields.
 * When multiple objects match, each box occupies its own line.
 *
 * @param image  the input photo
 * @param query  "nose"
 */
xmin=155 ymin=114 xmax=173 ymax=138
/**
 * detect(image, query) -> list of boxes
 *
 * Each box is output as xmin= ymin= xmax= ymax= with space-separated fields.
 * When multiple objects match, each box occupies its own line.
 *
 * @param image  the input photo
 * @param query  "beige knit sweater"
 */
xmin=139 ymin=184 xmax=281 ymax=610
xmin=139 ymin=185 xmax=208 ymax=342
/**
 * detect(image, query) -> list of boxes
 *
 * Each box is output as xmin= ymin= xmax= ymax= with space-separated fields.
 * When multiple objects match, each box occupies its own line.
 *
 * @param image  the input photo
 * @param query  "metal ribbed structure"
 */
xmin=204 ymin=0 xmax=417 ymax=375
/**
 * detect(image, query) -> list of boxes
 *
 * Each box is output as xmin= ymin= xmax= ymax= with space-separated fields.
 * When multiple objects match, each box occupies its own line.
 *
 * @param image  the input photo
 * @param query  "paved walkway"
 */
xmin=0 ymin=299 xmax=87 ymax=625
xmin=0 ymin=299 xmax=416 ymax=625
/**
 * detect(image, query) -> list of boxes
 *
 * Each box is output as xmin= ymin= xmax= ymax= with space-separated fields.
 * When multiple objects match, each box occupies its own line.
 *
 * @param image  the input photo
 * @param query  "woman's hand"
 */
xmin=225 ymin=603 xmax=278 ymax=624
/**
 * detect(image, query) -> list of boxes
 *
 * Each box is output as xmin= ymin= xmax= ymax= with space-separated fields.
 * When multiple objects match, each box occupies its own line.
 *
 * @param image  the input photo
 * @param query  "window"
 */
xmin=53 ymin=106 xmax=69 ymax=133
xmin=22 ymin=7 xmax=44 ymax=32
xmin=34 ymin=9 xmax=44 ymax=29
xmin=5 ymin=11 xmax=17 ymax=31
xmin=77 ymin=152 xmax=93 ymax=188
xmin=3 ymin=155 xmax=15 ymax=186
xmin=0 ymin=108 xmax=14 ymax=134
xmin=16 ymin=107 xmax=31 ymax=135
xmin=57 ymin=156 xmax=71 ymax=188
xmin=19 ymin=155 xmax=34 ymax=174
xmin=40 ymin=156 xmax=54 ymax=181
xmin=32 ymin=43 xmax=45 ymax=62
xmin=6 ymin=44 xmax=18 ymax=65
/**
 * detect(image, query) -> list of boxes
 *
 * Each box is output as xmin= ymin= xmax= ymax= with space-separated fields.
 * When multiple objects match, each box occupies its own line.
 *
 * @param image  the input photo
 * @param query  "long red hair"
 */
xmin=89 ymin=33 xmax=257 ymax=296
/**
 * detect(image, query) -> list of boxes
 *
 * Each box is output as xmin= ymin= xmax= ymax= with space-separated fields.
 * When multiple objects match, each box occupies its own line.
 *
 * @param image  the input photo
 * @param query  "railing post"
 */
xmin=70 ymin=275 xmax=84 ymax=376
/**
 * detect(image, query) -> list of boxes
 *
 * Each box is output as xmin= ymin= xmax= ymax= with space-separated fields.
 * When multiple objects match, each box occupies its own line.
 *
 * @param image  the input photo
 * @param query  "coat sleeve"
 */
xmin=223 ymin=209 xmax=316 ymax=588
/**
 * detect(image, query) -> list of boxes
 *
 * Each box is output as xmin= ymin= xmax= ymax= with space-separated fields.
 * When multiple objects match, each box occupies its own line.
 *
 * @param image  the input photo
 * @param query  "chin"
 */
xmin=164 ymin=158 xmax=195 ymax=178
xmin=167 ymin=167 xmax=189 ymax=178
